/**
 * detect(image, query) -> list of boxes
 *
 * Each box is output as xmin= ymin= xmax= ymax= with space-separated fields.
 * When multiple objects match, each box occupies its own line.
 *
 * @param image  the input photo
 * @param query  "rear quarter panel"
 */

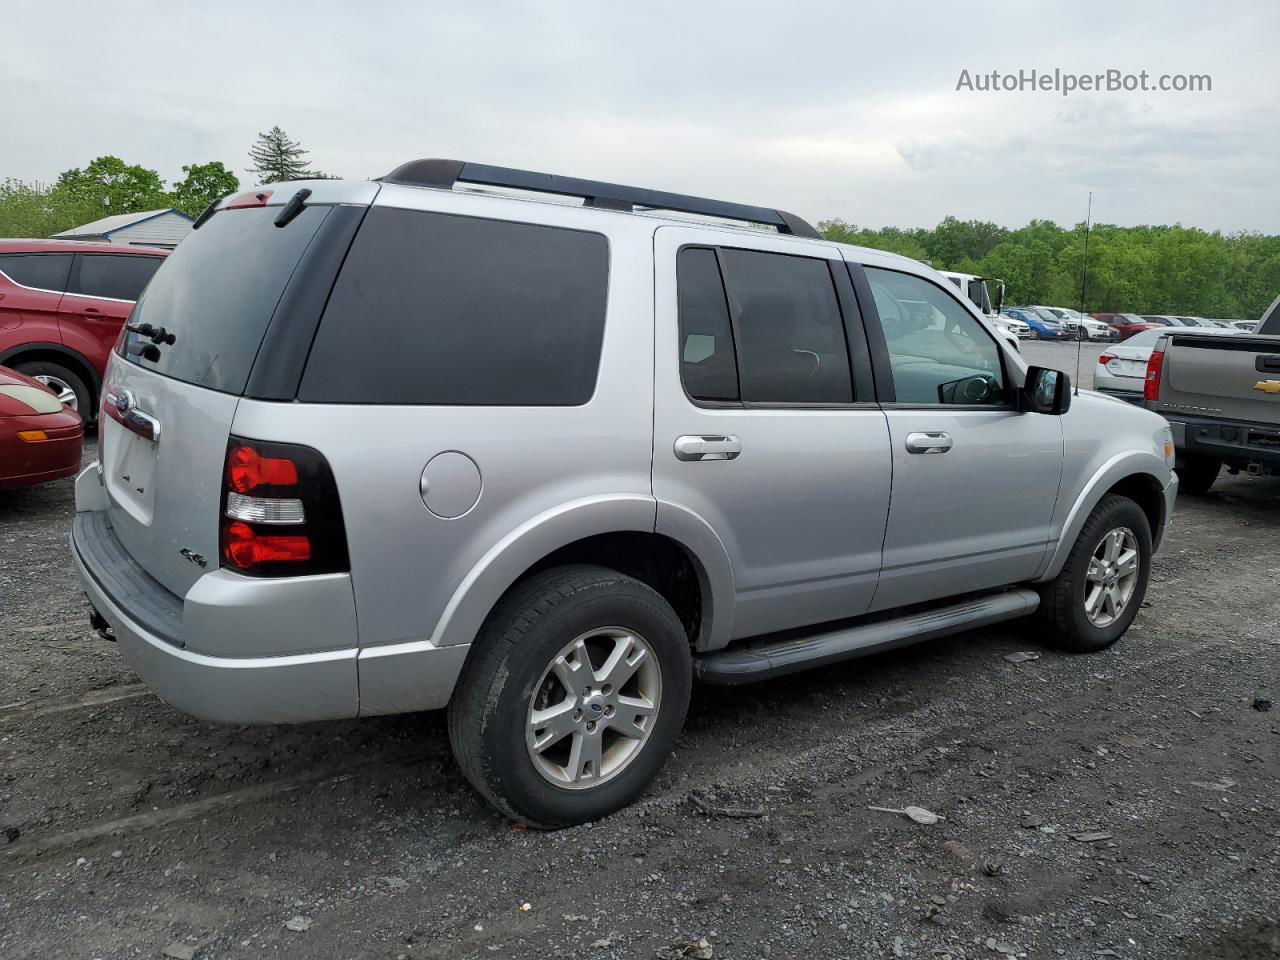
xmin=229 ymin=189 xmax=659 ymax=655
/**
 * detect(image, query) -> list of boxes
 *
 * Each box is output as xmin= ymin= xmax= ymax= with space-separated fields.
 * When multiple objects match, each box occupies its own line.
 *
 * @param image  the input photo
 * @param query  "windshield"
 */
xmin=121 ymin=205 xmax=330 ymax=394
xmin=1027 ymin=307 xmax=1059 ymax=322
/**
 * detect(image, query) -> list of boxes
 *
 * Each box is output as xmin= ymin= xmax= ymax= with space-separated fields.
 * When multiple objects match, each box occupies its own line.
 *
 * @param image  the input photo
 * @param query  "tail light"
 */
xmin=1097 ymin=353 xmax=1117 ymax=366
xmin=219 ymin=436 xmax=349 ymax=577
xmin=1143 ymin=349 xmax=1165 ymax=402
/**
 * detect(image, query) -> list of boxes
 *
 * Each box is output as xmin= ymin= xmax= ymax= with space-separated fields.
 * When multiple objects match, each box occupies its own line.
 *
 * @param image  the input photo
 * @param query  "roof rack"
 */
xmin=378 ymin=159 xmax=821 ymax=239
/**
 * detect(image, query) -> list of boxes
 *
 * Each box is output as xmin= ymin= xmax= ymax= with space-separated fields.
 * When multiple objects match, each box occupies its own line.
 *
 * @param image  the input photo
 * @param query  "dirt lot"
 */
xmin=2 ymin=342 xmax=1277 ymax=960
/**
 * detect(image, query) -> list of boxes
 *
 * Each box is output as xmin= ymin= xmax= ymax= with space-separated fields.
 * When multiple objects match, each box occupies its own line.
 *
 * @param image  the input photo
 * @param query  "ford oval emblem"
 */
xmin=116 ymin=390 xmax=135 ymax=416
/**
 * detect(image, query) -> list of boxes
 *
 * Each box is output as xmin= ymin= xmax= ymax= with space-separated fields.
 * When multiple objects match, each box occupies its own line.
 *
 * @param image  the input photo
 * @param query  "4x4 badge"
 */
xmin=1254 ymin=380 xmax=1280 ymax=395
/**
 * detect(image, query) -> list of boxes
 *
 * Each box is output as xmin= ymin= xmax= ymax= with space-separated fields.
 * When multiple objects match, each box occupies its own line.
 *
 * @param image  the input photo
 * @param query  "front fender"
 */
xmin=1036 ymin=450 xmax=1168 ymax=581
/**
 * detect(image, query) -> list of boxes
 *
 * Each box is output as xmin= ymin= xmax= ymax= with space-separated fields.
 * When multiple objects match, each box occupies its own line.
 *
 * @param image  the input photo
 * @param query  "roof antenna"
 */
xmin=1074 ymin=191 xmax=1093 ymax=397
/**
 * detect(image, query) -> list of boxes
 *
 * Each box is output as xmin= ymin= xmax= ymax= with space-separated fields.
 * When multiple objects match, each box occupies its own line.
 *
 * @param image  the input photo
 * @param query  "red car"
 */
xmin=0 ymin=364 xmax=83 ymax=489
xmin=0 ymin=239 xmax=168 ymax=419
xmin=1092 ymin=312 xmax=1166 ymax=341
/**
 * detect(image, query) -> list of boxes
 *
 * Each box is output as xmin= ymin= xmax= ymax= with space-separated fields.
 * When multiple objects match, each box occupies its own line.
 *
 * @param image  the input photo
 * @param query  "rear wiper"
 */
xmin=126 ymin=321 xmax=177 ymax=346
xmin=274 ymin=188 xmax=312 ymax=228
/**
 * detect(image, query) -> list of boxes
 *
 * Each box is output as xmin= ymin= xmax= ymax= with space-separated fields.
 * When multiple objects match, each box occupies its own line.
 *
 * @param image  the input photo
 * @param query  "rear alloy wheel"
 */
xmin=449 ymin=565 xmax=691 ymax=828
xmin=1038 ymin=494 xmax=1152 ymax=653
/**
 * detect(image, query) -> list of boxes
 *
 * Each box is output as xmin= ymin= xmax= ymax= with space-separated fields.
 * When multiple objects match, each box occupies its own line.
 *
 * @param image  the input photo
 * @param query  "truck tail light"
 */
xmin=219 ymin=437 xmax=348 ymax=577
xmin=1143 ymin=349 xmax=1165 ymax=402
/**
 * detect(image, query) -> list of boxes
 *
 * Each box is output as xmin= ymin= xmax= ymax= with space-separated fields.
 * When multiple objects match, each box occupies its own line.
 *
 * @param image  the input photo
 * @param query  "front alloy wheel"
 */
xmin=1038 ymin=494 xmax=1152 ymax=653
xmin=1083 ymin=527 xmax=1139 ymax=627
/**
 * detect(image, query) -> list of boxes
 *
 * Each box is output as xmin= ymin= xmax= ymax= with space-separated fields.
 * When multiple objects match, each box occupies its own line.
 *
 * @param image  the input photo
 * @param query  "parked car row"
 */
xmin=0 ymin=239 xmax=169 ymax=417
xmin=1001 ymin=305 xmax=1121 ymax=341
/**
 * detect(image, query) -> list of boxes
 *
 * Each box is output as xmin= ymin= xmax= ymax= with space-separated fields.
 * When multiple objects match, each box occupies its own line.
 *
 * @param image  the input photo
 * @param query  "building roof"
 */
xmin=52 ymin=208 xmax=193 ymax=238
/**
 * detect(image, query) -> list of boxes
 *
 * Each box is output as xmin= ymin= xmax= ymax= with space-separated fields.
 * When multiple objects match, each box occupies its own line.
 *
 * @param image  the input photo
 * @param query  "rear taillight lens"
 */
xmin=219 ymin=437 xmax=348 ymax=577
xmin=1143 ymin=350 xmax=1165 ymax=402
xmin=1098 ymin=353 xmax=1117 ymax=365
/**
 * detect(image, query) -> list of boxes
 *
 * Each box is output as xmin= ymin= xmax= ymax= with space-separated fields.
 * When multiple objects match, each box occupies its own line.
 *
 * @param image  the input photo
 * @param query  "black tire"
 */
xmin=1038 ymin=494 xmax=1152 ymax=653
xmin=448 ymin=565 xmax=692 ymax=828
xmin=1177 ymin=455 xmax=1220 ymax=496
xmin=14 ymin=361 xmax=91 ymax=417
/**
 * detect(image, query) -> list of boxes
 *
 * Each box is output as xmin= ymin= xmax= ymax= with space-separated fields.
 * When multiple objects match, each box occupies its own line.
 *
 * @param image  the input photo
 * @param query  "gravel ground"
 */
xmin=2 ymin=342 xmax=1277 ymax=960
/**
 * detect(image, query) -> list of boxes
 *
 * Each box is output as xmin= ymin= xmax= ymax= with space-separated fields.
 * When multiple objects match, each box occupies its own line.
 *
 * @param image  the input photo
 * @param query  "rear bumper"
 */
xmin=1094 ymin=385 xmax=1144 ymax=405
xmin=1162 ymin=413 xmax=1280 ymax=468
xmin=73 ymin=509 xmax=359 ymax=724
xmin=71 ymin=479 xmax=470 ymax=722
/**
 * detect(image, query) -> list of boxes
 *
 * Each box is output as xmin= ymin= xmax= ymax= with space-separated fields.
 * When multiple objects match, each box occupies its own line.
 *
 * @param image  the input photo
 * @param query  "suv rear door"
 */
xmin=850 ymin=259 xmax=1064 ymax=609
xmin=652 ymin=226 xmax=891 ymax=641
xmin=99 ymin=186 xmax=373 ymax=598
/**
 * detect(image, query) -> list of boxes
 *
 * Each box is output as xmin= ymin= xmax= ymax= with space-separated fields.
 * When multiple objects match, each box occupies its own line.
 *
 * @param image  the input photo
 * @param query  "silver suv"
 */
xmin=72 ymin=160 xmax=1178 ymax=827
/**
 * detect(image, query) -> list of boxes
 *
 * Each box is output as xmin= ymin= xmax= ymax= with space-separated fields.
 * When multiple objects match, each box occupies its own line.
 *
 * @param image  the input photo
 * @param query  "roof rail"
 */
xmin=378 ymin=159 xmax=821 ymax=239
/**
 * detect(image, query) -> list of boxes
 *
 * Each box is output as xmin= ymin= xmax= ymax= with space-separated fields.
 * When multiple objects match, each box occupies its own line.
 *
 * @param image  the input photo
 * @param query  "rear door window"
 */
xmin=75 ymin=254 xmax=163 ymax=301
xmin=123 ymin=205 xmax=330 ymax=394
xmin=677 ymin=248 xmax=739 ymax=401
xmin=299 ymin=207 xmax=609 ymax=405
xmin=718 ymin=248 xmax=853 ymax=404
xmin=0 ymin=253 xmax=72 ymax=292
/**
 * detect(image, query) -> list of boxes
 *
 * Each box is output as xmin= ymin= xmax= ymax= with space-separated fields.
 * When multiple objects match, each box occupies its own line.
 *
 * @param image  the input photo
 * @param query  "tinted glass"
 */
xmin=300 ymin=208 xmax=609 ymax=405
xmin=76 ymin=254 xmax=163 ymax=301
xmin=0 ymin=254 xmax=72 ymax=292
xmin=864 ymin=267 xmax=1006 ymax=405
xmin=677 ymin=248 xmax=738 ymax=401
xmin=718 ymin=249 xmax=852 ymax=403
xmin=124 ymin=205 xmax=330 ymax=393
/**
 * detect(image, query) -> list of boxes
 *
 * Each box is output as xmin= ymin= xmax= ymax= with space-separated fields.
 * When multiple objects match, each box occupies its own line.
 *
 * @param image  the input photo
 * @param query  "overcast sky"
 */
xmin=6 ymin=0 xmax=1277 ymax=232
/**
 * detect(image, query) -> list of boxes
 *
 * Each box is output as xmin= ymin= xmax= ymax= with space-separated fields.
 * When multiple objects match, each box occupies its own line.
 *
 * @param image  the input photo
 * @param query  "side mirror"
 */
xmin=994 ymin=281 xmax=1006 ymax=314
xmin=1017 ymin=366 xmax=1072 ymax=415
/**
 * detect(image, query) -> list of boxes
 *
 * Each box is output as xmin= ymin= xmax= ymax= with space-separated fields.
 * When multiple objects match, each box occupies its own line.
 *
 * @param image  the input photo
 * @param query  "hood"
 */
xmin=0 ymin=365 xmax=65 ymax=417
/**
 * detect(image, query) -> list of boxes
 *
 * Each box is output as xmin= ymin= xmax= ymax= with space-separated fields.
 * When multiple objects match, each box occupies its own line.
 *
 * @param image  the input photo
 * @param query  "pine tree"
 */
xmin=246 ymin=126 xmax=326 ymax=183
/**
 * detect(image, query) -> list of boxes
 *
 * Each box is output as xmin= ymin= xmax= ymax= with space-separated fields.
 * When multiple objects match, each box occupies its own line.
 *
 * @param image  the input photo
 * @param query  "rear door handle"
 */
xmin=674 ymin=435 xmax=741 ymax=461
xmin=905 ymin=431 xmax=953 ymax=454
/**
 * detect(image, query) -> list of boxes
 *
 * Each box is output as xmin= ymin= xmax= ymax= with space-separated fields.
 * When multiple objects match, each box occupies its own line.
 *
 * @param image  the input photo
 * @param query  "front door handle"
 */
xmin=674 ymin=435 xmax=741 ymax=461
xmin=905 ymin=431 xmax=953 ymax=454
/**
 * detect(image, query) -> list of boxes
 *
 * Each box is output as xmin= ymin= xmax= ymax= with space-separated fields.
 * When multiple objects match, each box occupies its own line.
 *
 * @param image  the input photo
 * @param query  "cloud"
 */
xmin=3 ymin=0 xmax=1278 ymax=231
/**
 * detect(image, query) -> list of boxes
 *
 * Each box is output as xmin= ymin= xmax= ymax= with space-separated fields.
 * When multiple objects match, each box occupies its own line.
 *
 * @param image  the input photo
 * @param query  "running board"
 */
xmin=694 ymin=588 xmax=1040 ymax=685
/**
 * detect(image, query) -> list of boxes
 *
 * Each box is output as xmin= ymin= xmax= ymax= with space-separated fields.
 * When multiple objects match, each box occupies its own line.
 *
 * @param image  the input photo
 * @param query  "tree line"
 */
xmin=2 ymin=130 xmax=1276 ymax=320
xmin=820 ymin=216 xmax=1280 ymax=322
xmin=0 ymin=127 xmax=324 ymax=238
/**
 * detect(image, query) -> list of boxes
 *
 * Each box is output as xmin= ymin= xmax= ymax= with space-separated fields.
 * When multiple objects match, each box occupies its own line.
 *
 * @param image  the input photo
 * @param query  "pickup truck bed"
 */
xmin=1145 ymin=327 xmax=1280 ymax=494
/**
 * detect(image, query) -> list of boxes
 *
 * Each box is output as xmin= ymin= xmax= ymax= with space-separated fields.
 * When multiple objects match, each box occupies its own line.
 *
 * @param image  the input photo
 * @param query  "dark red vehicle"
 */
xmin=0 ymin=364 xmax=83 ymax=489
xmin=1092 ymin=312 xmax=1166 ymax=341
xmin=0 ymin=239 xmax=168 ymax=419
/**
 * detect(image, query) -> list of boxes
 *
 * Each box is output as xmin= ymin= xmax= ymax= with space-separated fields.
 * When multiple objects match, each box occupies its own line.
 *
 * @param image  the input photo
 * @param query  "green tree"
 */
xmin=169 ymin=161 xmax=240 ymax=217
xmin=247 ymin=126 xmax=327 ymax=183
xmin=0 ymin=179 xmax=103 ymax=237
xmin=53 ymin=155 xmax=166 ymax=213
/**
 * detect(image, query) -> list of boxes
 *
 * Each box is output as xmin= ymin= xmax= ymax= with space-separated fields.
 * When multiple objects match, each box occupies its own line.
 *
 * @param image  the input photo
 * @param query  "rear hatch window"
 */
xmin=121 ymin=205 xmax=330 ymax=394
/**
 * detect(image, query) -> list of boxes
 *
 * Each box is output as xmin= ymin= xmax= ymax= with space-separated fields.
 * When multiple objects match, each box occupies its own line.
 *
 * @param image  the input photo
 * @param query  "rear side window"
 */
xmin=718 ymin=248 xmax=853 ymax=404
xmin=0 ymin=254 xmax=72 ymax=292
xmin=299 ymin=208 xmax=609 ymax=405
xmin=75 ymin=254 xmax=163 ymax=301
xmin=123 ymin=205 xmax=330 ymax=394
xmin=677 ymin=249 xmax=739 ymax=401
